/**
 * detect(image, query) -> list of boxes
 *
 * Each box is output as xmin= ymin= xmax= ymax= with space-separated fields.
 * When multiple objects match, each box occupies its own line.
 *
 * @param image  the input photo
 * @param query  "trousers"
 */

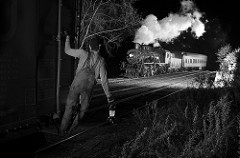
xmin=60 ymin=70 xmax=96 ymax=134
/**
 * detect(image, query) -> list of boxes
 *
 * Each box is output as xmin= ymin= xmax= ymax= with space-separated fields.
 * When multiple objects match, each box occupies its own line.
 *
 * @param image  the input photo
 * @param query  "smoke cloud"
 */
xmin=134 ymin=0 xmax=205 ymax=45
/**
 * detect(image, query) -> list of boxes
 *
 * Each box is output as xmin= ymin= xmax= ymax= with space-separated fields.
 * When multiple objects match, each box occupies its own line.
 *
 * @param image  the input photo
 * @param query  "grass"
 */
xmin=37 ymin=83 xmax=239 ymax=158
xmin=120 ymin=87 xmax=239 ymax=158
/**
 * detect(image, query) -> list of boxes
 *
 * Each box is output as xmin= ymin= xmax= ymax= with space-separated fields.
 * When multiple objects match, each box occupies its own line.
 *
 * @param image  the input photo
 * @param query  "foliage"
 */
xmin=232 ymin=48 xmax=240 ymax=104
xmin=192 ymin=73 xmax=216 ymax=89
xmin=120 ymin=93 xmax=235 ymax=158
xmin=214 ymin=44 xmax=239 ymax=88
xmin=76 ymin=0 xmax=141 ymax=54
xmin=216 ymin=44 xmax=232 ymax=63
xmin=215 ymin=44 xmax=238 ymax=72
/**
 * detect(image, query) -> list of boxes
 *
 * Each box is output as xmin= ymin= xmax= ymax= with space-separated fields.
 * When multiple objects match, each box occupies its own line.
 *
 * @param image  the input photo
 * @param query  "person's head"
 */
xmin=88 ymin=38 xmax=100 ymax=52
xmin=89 ymin=44 xmax=101 ymax=53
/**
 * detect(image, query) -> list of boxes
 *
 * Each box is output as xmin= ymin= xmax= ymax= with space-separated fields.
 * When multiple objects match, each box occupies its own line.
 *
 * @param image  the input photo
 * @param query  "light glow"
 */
xmin=134 ymin=0 xmax=205 ymax=45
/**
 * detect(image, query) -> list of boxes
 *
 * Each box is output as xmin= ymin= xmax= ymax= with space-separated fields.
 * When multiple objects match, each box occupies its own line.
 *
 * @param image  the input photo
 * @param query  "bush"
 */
xmin=120 ymin=93 xmax=236 ymax=158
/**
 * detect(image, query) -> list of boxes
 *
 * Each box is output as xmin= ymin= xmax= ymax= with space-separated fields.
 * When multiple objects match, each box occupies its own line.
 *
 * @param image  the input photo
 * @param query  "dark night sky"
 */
xmin=61 ymin=0 xmax=239 ymax=71
xmin=133 ymin=0 xmax=240 ymax=48
xmin=131 ymin=0 xmax=240 ymax=70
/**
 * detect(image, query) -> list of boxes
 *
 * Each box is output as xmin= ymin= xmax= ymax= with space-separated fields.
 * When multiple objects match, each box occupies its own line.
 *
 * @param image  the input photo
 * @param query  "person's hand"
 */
xmin=107 ymin=96 xmax=114 ymax=103
xmin=66 ymin=35 xmax=70 ymax=41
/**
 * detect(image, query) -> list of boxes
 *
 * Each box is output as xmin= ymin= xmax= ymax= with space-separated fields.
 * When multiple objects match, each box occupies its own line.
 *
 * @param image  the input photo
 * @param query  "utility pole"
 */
xmin=74 ymin=0 xmax=82 ymax=71
xmin=56 ymin=0 xmax=62 ymax=116
xmin=74 ymin=0 xmax=81 ymax=48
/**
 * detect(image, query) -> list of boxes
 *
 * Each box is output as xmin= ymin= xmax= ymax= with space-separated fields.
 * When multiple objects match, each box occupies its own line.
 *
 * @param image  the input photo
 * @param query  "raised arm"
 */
xmin=65 ymin=36 xmax=86 ymax=58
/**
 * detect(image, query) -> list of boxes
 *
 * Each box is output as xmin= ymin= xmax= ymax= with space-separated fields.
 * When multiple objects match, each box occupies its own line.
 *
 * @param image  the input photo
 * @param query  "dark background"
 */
xmin=133 ymin=0 xmax=240 ymax=70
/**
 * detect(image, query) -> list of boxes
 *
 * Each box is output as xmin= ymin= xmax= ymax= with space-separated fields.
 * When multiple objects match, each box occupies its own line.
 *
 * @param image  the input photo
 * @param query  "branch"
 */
xmin=80 ymin=0 xmax=103 ymax=48
xmin=85 ymin=25 xmax=129 ymax=40
xmin=98 ymin=33 xmax=121 ymax=43
xmin=81 ymin=2 xmax=92 ymax=27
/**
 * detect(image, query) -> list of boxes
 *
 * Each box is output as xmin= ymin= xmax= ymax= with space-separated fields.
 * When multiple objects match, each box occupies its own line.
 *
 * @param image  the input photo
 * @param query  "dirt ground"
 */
xmin=36 ymin=117 xmax=138 ymax=158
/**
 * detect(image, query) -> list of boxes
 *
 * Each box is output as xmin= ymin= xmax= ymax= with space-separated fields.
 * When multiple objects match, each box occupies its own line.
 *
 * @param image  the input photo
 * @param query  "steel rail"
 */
xmin=35 ymin=71 xmax=214 ymax=155
xmin=102 ymin=71 xmax=187 ymax=84
xmin=40 ymin=71 xmax=212 ymax=136
xmin=92 ymin=71 xmax=203 ymax=98
xmin=97 ymin=71 xmax=199 ymax=85
xmin=79 ymin=71 xmax=210 ymax=113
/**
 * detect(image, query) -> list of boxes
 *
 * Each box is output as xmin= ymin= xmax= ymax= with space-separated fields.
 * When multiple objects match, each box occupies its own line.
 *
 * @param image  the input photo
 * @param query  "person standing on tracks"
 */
xmin=59 ymin=35 xmax=114 ymax=136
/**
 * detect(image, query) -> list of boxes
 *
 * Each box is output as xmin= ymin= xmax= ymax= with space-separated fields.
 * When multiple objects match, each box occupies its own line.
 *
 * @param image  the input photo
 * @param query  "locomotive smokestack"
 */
xmin=135 ymin=43 xmax=140 ymax=49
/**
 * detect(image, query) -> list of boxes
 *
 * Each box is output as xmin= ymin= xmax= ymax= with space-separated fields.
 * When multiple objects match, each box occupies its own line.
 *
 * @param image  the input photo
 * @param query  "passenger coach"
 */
xmin=182 ymin=52 xmax=207 ymax=70
xmin=124 ymin=44 xmax=208 ymax=77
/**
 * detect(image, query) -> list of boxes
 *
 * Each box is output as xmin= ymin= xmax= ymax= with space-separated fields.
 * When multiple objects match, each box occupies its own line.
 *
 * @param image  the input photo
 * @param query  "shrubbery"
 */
xmin=119 ymin=89 xmax=237 ymax=158
xmin=118 ymin=45 xmax=240 ymax=158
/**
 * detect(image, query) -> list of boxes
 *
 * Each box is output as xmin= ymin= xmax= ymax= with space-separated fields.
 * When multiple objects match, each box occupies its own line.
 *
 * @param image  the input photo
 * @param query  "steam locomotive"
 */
xmin=122 ymin=44 xmax=207 ymax=77
xmin=0 ymin=0 xmax=207 ymax=152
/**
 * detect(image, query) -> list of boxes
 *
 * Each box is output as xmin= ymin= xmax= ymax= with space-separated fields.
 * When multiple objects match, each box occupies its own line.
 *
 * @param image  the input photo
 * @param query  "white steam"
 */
xmin=134 ymin=0 xmax=205 ymax=45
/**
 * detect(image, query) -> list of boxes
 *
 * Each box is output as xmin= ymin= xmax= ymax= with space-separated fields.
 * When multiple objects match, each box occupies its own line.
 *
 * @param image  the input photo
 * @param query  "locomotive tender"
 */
xmin=124 ymin=44 xmax=207 ymax=77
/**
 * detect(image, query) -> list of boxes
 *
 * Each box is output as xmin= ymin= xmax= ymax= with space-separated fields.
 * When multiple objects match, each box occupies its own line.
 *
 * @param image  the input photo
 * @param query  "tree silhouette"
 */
xmin=73 ymin=0 xmax=141 ymax=55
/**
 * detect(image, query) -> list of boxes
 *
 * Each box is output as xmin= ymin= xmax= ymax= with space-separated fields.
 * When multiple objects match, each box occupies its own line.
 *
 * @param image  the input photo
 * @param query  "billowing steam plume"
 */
xmin=134 ymin=0 xmax=205 ymax=45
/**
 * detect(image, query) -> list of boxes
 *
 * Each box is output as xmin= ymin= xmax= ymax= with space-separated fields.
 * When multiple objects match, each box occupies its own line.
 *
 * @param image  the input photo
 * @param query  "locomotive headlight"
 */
xmin=129 ymin=54 xmax=134 ymax=57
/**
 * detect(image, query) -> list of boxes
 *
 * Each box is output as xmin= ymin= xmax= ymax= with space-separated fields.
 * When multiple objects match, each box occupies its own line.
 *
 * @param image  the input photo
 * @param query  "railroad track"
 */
xmin=35 ymin=70 xmax=215 ymax=155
